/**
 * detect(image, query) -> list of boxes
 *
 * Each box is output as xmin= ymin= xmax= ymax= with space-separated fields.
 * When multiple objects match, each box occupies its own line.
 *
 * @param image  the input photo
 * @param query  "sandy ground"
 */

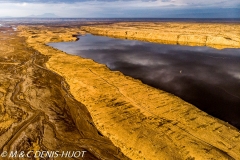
xmin=0 ymin=27 xmax=128 ymax=159
xmin=81 ymin=22 xmax=240 ymax=49
xmin=16 ymin=23 xmax=240 ymax=160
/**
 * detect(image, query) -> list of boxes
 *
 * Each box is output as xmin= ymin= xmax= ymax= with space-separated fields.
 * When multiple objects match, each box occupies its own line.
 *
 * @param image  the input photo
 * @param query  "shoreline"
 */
xmin=49 ymin=33 xmax=240 ymax=130
xmin=18 ymin=24 xmax=240 ymax=160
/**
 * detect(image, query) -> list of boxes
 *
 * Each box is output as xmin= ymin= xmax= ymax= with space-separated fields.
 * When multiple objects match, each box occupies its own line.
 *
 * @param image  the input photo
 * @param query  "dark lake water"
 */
xmin=48 ymin=34 xmax=240 ymax=129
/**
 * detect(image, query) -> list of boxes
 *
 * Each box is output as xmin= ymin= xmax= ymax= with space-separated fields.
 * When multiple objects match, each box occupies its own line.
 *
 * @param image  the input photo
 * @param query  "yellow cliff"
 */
xmin=81 ymin=22 xmax=240 ymax=49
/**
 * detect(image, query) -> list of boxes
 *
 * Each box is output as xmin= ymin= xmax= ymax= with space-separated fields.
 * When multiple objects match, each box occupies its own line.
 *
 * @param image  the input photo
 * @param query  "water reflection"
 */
xmin=48 ymin=34 xmax=240 ymax=129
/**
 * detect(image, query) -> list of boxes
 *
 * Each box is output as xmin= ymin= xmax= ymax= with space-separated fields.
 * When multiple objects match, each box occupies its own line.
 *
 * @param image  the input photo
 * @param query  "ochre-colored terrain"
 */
xmin=81 ymin=22 xmax=240 ymax=49
xmin=15 ymin=23 xmax=240 ymax=160
xmin=0 ymin=27 xmax=128 ymax=159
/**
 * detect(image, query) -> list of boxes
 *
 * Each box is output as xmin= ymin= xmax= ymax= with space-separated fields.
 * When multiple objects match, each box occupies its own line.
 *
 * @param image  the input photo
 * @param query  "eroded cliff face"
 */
xmin=81 ymin=22 xmax=240 ymax=49
xmin=0 ymin=27 xmax=129 ymax=159
xmin=17 ymin=25 xmax=240 ymax=160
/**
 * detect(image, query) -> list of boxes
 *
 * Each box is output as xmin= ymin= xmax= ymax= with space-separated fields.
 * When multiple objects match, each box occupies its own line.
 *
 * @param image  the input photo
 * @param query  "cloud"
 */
xmin=0 ymin=0 xmax=239 ymax=7
xmin=0 ymin=0 xmax=133 ymax=3
xmin=0 ymin=0 xmax=239 ymax=18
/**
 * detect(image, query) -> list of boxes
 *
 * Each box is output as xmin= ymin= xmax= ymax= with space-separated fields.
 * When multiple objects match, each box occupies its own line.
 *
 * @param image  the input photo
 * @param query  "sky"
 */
xmin=0 ymin=0 xmax=239 ymax=18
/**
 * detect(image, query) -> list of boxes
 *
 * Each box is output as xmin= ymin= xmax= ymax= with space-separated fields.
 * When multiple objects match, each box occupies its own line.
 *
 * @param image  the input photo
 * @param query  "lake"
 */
xmin=48 ymin=34 xmax=240 ymax=129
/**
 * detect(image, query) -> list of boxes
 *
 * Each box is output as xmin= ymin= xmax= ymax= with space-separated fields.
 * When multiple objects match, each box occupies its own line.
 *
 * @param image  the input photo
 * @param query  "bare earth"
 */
xmin=16 ymin=22 xmax=240 ymax=160
xmin=0 ymin=22 xmax=239 ymax=160
xmin=0 ymin=26 xmax=128 ymax=159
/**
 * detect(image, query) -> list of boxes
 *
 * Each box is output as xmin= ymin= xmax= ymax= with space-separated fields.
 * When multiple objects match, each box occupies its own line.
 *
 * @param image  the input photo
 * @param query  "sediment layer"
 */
xmin=81 ymin=22 xmax=240 ymax=49
xmin=18 ymin=25 xmax=240 ymax=160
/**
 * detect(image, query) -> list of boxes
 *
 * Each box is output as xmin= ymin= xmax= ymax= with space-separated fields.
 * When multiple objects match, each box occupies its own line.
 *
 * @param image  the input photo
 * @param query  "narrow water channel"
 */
xmin=48 ymin=34 xmax=240 ymax=129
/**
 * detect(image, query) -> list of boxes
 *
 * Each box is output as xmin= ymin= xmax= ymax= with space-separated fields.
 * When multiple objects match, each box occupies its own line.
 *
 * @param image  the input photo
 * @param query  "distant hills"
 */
xmin=0 ymin=16 xmax=13 ymax=18
xmin=0 ymin=13 xmax=59 ymax=18
xmin=26 ymin=13 xmax=59 ymax=18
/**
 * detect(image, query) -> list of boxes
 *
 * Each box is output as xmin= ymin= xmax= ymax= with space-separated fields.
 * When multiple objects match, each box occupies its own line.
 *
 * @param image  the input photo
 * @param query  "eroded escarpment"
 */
xmin=81 ymin=22 xmax=240 ymax=49
xmin=18 ymin=25 xmax=240 ymax=160
xmin=0 ymin=27 xmax=129 ymax=159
